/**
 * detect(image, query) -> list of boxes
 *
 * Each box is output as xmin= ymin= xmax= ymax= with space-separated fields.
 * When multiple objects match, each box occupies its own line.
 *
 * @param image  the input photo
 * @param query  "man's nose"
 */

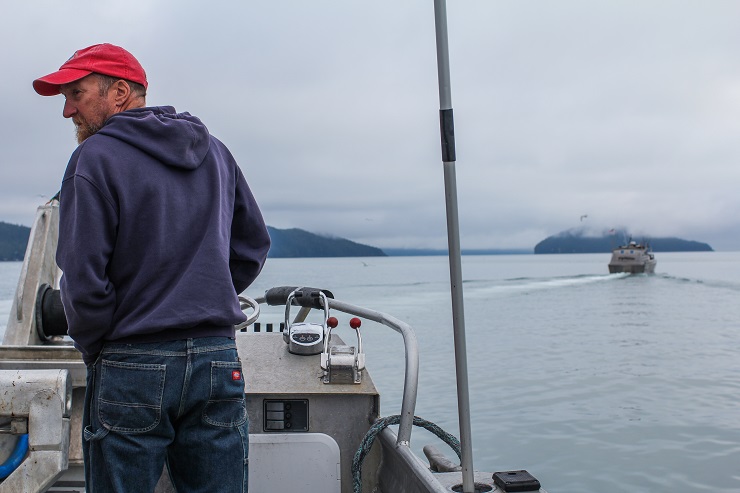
xmin=62 ymin=100 xmax=77 ymax=119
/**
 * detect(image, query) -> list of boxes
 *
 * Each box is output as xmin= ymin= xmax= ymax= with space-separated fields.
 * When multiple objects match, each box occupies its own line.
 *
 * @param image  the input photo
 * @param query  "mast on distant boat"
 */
xmin=431 ymin=2 xmax=475 ymax=492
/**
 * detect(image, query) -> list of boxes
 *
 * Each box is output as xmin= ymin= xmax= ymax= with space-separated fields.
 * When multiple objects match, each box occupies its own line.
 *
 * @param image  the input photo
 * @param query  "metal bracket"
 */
xmin=321 ymin=318 xmax=365 ymax=384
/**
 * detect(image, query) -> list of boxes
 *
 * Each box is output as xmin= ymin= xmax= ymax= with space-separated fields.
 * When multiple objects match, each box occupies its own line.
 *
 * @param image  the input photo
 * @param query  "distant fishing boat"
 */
xmin=608 ymin=240 xmax=657 ymax=274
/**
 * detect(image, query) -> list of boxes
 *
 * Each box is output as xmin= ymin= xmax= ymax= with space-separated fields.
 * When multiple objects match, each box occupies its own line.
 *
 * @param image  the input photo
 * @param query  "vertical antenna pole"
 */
xmin=432 ymin=1 xmax=475 ymax=492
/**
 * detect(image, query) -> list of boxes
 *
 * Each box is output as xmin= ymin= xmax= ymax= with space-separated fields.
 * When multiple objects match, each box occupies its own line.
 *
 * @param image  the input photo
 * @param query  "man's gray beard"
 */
xmin=75 ymin=121 xmax=102 ymax=144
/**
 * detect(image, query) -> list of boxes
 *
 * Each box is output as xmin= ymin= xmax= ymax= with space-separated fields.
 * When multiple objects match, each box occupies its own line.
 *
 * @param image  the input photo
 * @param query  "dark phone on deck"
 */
xmin=492 ymin=470 xmax=541 ymax=492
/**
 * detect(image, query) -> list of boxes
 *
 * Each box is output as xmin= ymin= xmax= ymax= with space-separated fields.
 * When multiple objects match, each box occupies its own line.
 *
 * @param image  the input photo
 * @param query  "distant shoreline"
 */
xmin=382 ymin=248 xmax=532 ymax=256
xmin=0 ymin=220 xmax=719 ymax=260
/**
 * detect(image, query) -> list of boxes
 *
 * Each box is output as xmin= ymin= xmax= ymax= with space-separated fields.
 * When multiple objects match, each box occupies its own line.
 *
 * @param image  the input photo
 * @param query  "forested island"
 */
xmin=534 ymin=229 xmax=713 ymax=254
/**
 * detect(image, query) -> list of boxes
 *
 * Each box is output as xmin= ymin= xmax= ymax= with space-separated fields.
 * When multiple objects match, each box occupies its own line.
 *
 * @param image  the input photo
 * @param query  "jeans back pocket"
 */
xmin=204 ymin=361 xmax=247 ymax=428
xmin=98 ymin=360 xmax=166 ymax=433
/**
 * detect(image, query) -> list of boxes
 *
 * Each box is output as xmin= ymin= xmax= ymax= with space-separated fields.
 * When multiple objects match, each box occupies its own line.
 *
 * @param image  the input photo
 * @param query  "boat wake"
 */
xmin=655 ymin=273 xmax=740 ymax=293
xmin=464 ymin=273 xmax=628 ymax=298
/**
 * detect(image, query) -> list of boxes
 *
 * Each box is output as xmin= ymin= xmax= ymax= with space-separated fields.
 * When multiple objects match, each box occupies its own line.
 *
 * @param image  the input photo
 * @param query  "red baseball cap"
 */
xmin=33 ymin=43 xmax=148 ymax=96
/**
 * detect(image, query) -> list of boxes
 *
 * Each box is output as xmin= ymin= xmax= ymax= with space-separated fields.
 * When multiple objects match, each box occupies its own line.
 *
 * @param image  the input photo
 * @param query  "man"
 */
xmin=33 ymin=43 xmax=271 ymax=492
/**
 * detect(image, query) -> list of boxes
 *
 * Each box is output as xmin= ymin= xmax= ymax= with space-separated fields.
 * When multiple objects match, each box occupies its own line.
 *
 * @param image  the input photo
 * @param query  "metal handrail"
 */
xmin=322 ymin=298 xmax=419 ymax=446
xmin=236 ymin=295 xmax=261 ymax=330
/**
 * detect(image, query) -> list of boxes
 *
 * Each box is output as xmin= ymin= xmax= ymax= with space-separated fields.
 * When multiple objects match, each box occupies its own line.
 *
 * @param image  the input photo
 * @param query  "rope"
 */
xmin=351 ymin=415 xmax=461 ymax=493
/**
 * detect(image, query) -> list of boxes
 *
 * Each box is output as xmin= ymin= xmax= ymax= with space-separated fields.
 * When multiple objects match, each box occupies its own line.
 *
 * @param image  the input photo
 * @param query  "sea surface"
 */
xmin=2 ymin=252 xmax=740 ymax=493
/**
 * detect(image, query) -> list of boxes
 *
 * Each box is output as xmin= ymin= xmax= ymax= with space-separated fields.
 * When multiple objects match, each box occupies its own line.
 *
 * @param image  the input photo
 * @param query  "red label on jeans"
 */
xmin=232 ymin=370 xmax=242 ymax=381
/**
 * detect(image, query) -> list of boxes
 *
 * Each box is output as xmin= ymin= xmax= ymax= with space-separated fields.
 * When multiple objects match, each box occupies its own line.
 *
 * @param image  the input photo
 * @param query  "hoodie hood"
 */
xmin=98 ymin=106 xmax=210 ymax=170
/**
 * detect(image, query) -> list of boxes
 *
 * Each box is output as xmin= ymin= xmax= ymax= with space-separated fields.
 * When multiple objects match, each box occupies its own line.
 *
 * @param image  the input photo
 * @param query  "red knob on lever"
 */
xmin=327 ymin=317 xmax=338 ymax=328
xmin=349 ymin=317 xmax=362 ymax=329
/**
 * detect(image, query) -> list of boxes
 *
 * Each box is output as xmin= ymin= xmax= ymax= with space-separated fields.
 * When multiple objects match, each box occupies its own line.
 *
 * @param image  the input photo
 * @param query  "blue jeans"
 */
xmin=82 ymin=337 xmax=249 ymax=492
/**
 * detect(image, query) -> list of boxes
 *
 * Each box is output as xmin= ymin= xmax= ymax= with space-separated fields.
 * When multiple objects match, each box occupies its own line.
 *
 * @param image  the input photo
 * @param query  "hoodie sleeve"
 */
xmin=56 ymin=150 xmax=119 ymax=363
xmin=230 ymin=166 xmax=270 ymax=294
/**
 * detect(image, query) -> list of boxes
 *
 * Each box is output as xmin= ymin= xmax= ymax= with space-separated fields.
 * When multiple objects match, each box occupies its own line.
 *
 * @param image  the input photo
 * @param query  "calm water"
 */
xmin=2 ymin=253 xmax=740 ymax=493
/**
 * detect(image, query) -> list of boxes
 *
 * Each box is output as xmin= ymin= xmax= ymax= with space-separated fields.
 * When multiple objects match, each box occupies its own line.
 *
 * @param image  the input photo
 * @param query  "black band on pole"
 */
xmin=439 ymin=109 xmax=456 ymax=163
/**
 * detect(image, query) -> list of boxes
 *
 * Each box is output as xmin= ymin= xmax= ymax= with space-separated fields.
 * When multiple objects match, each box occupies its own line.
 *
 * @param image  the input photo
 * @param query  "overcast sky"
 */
xmin=2 ymin=1 xmax=739 ymax=251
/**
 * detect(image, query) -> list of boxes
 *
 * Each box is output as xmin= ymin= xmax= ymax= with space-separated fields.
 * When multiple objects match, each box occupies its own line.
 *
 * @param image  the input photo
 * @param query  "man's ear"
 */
xmin=113 ymin=79 xmax=131 ymax=106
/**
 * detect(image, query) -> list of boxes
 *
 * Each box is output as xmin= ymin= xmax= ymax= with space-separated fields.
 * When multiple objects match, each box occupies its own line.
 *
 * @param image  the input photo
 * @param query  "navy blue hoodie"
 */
xmin=57 ymin=106 xmax=271 ymax=363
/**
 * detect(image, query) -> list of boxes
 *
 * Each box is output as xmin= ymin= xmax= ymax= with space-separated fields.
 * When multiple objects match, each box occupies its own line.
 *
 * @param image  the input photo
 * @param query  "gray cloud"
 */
xmin=3 ymin=1 xmax=740 ymax=250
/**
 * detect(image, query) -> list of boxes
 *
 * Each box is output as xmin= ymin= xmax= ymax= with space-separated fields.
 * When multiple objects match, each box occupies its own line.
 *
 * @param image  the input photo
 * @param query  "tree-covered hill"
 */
xmin=266 ymin=227 xmax=386 ymax=258
xmin=0 ymin=221 xmax=386 ymax=260
xmin=534 ymin=229 xmax=713 ymax=254
xmin=0 ymin=222 xmax=30 ymax=261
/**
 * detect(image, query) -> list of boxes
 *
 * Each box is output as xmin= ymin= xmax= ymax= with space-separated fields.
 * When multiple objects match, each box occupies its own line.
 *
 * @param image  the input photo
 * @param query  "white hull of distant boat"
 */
xmin=608 ymin=241 xmax=657 ymax=274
